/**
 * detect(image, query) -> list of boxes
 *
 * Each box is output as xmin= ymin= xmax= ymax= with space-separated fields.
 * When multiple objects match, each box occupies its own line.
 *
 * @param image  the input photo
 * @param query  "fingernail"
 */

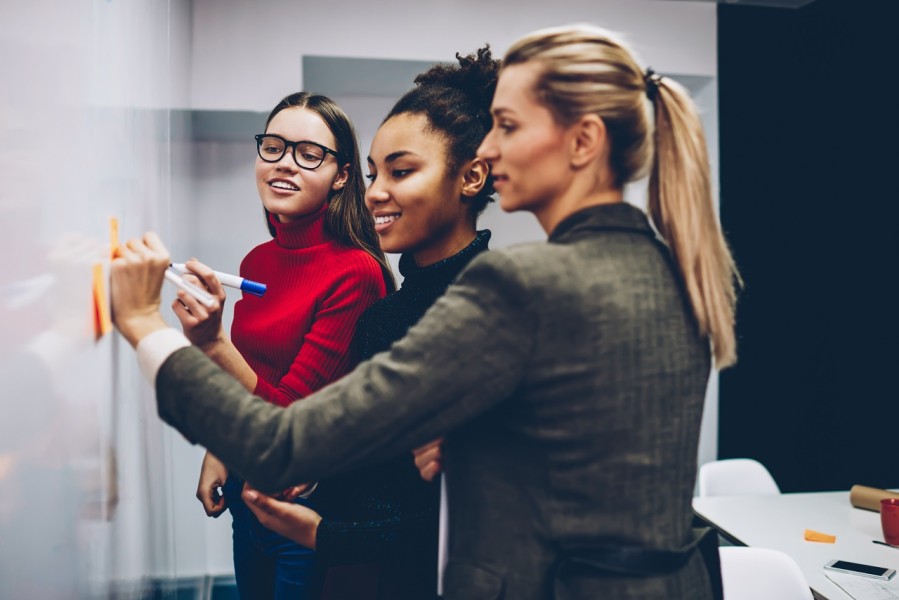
xmin=244 ymin=490 xmax=258 ymax=502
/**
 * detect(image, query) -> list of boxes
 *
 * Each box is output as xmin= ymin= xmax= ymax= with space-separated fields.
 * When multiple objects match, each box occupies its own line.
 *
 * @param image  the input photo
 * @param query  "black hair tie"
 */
xmin=644 ymin=68 xmax=662 ymax=101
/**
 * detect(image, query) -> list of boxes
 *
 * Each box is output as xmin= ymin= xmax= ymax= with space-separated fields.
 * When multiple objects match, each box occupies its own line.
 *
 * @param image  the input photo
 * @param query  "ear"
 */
xmin=459 ymin=158 xmax=490 ymax=198
xmin=332 ymin=163 xmax=350 ymax=191
xmin=569 ymin=114 xmax=608 ymax=169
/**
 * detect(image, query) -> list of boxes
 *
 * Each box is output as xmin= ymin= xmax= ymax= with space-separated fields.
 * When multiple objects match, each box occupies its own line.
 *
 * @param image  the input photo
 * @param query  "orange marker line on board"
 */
xmin=110 ymin=217 xmax=120 ymax=259
xmin=92 ymin=262 xmax=112 ymax=338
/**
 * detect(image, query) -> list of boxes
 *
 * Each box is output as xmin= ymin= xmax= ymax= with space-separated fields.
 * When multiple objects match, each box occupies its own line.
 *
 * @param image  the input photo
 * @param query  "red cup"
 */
xmin=882 ymin=498 xmax=899 ymax=546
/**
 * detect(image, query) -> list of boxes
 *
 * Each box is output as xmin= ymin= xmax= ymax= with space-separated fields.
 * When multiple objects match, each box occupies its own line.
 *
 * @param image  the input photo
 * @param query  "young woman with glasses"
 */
xmin=112 ymin=23 xmax=740 ymax=600
xmin=237 ymin=48 xmax=498 ymax=600
xmin=171 ymin=92 xmax=392 ymax=600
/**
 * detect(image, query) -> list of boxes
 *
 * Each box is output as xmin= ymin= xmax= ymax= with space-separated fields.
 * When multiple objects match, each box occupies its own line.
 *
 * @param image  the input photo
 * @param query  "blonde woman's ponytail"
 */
xmin=504 ymin=25 xmax=740 ymax=367
xmin=648 ymin=74 xmax=741 ymax=368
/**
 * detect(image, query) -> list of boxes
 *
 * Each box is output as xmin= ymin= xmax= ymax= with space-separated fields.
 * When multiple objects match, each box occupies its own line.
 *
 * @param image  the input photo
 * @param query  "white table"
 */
xmin=693 ymin=491 xmax=899 ymax=600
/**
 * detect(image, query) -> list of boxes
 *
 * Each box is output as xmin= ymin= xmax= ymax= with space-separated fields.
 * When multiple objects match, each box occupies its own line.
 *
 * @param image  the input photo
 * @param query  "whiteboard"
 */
xmin=0 ymin=1 xmax=189 ymax=596
xmin=0 ymin=2 xmax=722 ymax=596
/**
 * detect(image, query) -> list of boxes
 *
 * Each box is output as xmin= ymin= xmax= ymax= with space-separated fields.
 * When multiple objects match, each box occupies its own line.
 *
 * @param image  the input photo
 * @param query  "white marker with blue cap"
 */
xmin=170 ymin=263 xmax=267 ymax=297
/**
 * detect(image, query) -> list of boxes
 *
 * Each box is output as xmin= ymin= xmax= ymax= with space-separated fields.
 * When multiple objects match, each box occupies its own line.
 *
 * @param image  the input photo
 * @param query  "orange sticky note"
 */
xmin=110 ymin=217 xmax=120 ymax=259
xmin=92 ymin=262 xmax=112 ymax=338
xmin=804 ymin=529 xmax=836 ymax=543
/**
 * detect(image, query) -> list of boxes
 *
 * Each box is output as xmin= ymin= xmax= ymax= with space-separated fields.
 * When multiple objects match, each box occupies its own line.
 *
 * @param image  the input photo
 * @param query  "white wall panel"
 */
xmin=188 ymin=0 xmax=716 ymax=111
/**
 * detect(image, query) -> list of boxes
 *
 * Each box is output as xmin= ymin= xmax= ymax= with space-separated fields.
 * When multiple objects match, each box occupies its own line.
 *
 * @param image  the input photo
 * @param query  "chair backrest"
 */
xmin=719 ymin=547 xmax=813 ymax=600
xmin=698 ymin=458 xmax=781 ymax=497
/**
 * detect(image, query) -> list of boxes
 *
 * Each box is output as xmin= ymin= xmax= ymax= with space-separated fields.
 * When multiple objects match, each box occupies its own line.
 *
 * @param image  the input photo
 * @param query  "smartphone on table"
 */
xmin=823 ymin=559 xmax=896 ymax=581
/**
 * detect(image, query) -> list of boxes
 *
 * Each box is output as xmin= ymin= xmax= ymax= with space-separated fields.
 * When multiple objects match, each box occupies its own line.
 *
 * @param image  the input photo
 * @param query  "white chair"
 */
xmin=698 ymin=458 xmax=781 ymax=497
xmin=719 ymin=547 xmax=813 ymax=600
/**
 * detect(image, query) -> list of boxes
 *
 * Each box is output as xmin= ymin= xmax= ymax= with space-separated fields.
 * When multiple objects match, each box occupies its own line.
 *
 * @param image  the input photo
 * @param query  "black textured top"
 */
xmin=314 ymin=230 xmax=490 ymax=599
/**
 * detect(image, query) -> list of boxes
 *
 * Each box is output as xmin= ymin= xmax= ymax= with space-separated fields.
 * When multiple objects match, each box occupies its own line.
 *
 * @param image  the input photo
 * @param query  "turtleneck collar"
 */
xmin=269 ymin=204 xmax=330 ymax=250
xmin=398 ymin=230 xmax=491 ymax=288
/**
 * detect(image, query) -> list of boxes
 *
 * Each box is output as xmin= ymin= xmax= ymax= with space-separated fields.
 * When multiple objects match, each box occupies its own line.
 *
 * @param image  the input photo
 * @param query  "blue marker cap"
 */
xmin=240 ymin=279 xmax=267 ymax=297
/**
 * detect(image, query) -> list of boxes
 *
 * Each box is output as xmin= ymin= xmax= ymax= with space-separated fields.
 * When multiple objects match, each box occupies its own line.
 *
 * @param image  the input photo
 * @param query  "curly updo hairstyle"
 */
xmin=384 ymin=46 xmax=499 ymax=217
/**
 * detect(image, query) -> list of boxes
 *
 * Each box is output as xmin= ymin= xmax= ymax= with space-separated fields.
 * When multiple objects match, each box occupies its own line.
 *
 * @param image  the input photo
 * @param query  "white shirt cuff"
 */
xmin=136 ymin=328 xmax=191 ymax=384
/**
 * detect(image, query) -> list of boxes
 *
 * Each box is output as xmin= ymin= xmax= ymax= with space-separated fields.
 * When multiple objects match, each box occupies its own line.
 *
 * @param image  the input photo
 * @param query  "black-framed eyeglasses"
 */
xmin=255 ymin=134 xmax=341 ymax=170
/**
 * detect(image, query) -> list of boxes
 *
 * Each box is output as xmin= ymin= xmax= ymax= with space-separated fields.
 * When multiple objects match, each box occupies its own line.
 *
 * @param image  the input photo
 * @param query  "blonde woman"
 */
xmin=112 ymin=23 xmax=739 ymax=600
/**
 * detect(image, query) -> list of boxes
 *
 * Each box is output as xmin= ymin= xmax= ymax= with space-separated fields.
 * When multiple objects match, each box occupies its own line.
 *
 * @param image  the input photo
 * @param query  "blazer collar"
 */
xmin=549 ymin=202 xmax=656 ymax=243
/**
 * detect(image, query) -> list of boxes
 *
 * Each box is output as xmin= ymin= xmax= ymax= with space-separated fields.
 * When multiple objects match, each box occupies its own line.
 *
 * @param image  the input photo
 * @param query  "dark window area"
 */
xmin=718 ymin=0 xmax=898 ymax=492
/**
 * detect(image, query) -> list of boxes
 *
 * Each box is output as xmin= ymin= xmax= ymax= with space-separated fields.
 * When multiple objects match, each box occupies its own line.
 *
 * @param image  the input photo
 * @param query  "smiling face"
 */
xmin=255 ymin=107 xmax=348 ymax=223
xmin=365 ymin=113 xmax=476 ymax=266
xmin=477 ymin=62 xmax=572 ymax=221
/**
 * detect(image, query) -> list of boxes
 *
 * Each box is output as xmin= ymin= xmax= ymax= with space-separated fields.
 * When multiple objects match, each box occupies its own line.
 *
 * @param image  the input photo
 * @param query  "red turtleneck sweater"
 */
xmin=231 ymin=206 xmax=386 ymax=407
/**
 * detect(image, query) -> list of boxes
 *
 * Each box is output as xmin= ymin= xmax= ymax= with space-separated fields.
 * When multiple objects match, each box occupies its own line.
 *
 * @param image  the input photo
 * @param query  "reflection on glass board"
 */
xmin=0 ymin=1 xmax=182 ymax=597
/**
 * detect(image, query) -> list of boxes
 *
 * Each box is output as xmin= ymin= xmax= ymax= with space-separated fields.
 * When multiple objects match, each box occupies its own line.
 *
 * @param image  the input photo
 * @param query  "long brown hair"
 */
xmin=504 ymin=25 xmax=740 ymax=367
xmin=263 ymin=92 xmax=394 ymax=291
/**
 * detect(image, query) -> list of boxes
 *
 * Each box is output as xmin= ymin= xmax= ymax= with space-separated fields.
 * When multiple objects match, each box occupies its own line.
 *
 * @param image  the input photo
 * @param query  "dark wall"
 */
xmin=718 ymin=0 xmax=898 ymax=492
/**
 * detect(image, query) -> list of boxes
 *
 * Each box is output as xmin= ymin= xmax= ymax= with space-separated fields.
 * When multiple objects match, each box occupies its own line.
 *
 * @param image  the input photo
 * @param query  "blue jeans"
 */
xmin=223 ymin=476 xmax=322 ymax=600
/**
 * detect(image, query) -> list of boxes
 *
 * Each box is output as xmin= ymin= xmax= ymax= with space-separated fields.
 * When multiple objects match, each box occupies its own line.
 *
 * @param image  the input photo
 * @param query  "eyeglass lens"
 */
xmin=257 ymin=136 xmax=327 ymax=169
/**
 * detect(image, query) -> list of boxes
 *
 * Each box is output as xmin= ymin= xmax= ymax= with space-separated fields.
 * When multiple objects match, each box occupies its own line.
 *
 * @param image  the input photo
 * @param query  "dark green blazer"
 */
xmin=156 ymin=202 xmax=714 ymax=600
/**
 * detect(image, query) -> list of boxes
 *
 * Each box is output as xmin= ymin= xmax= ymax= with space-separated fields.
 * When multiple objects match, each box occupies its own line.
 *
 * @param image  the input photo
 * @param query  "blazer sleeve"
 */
xmin=155 ymin=250 xmax=536 ymax=493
